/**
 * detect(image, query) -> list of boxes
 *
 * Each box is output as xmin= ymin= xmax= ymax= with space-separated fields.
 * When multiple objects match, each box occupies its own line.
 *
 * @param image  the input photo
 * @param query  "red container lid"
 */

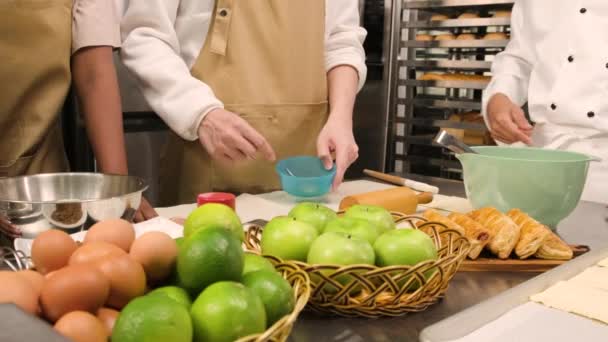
xmin=197 ymin=192 xmax=236 ymax=210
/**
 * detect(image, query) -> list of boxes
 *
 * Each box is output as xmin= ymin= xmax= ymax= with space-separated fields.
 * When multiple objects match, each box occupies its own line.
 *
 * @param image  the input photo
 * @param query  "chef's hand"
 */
xmin=0 ymin=216 xmax=21 ymax=239
xmin=487 ymin=93 xmax=533 ymax=145
xmin=317 ymin=116 xmax=359 ymax=190
xmin=198 ymin=109 xmax=276 ymax=165
xmin=134 ymin=197 xmax=158 ymax=223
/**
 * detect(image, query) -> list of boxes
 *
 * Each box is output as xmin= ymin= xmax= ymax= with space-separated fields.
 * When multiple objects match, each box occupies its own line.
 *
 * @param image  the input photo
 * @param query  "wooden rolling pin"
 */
xmin=363 ymin=169 xmax=439 ymax=194
xmin=339 ymin=187 xmax=434 ymax=214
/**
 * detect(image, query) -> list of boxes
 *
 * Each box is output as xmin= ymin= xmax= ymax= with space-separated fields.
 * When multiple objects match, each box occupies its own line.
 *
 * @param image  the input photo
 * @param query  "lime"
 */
xmin=112 ymin=295 xmax=192 ymax=342
xmin=183 ymin=203 xmax=244 ymax=241
xmin=177 ymin=227 xmax=244 ymax=295
xmin=147 ymin=286 xmax=192 ymax=309
xmin=242 ymin=270 xmax=295 ymax=326
xmin=175 ymin=237 xmax=185 ymax=248
xmin=243 ymin=253 xmax=275 ymax=275
xmin=191 ymin=281 xmax=266 ymax=342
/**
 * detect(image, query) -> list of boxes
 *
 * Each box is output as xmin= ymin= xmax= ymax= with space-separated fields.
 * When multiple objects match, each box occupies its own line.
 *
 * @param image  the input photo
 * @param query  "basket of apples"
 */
xmin=245 ymin=203 xmax=470 ymax=318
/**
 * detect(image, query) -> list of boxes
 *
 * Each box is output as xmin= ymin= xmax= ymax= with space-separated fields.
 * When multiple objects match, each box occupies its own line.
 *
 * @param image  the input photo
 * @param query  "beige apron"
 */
xmin=0 ymin=0 xmax=72 ymax=177
xmin=160 ymin=0 xmax=329 ymax=205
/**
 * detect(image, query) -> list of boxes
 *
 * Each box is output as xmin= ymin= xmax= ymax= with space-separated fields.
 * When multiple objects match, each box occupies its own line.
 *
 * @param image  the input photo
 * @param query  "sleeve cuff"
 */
xmin=181 ymin=103 xmax=224 ymax=141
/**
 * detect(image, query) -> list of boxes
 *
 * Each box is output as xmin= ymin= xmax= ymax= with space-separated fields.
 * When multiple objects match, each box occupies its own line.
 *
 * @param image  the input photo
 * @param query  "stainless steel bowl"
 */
xmin=0 ymin=173 xmax=148 ymax=239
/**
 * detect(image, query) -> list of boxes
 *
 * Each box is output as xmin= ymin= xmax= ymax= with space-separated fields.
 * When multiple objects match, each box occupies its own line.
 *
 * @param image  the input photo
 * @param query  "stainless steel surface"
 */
xmin=287 ymin=175 xmax=608 ymax=341
xmin=0 ymin=173 xmax=147 ymax=238
xmin=403 ymin=0 xmax=515 ymax=8
xmin=405 ymin=18 xmax=511 ymax=28
xmin=402 ymin=40 xmax=509 ymax=48
xmin=433 ymin=130 xmax=477 ymax=154
xmin=0 ymin=247 xmax=28 ymax=271
xmin=401 ymin=79 xmax=490 ymax=90
xmin=421 ymin=246 xmax=608 ymax=342
xmin=387 ymin=0 xmax=514 ymax=178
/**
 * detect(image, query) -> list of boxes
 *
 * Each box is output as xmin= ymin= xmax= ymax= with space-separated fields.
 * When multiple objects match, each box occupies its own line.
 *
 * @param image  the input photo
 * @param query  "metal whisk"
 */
xmin=1 ymin=247 xmax=29 ymax=271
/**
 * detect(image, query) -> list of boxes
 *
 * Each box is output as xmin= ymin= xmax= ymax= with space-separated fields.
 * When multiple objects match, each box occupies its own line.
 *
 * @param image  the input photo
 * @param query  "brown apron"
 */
xmin=0 ymin=0 xmax=72 ymax=177
xmin=160 ymin=0 xmax=329 ymax=205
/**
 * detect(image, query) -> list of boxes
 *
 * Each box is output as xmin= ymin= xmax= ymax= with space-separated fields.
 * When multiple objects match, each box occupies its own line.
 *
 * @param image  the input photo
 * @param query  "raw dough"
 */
xmin=531 ymin=281 xmax=608 ymax=324
xmin=568 ymin=266 xmax=608 ymax=291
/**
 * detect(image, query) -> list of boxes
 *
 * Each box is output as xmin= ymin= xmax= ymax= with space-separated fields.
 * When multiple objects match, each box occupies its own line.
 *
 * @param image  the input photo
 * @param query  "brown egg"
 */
xmin=31 ymin=230 xmax=78 ymax=274
xmin=68 ymin=241 xmax=126 ymax=266
xmin=130 ymin=231 xmax=178 ymax=283
xmin=0 ymin=271 xmax=38 ymax=315
xmin=96 ymin=307 xmax=120 ymax=337
xmin=84 ymin=219 xmax=136 ymax=252
xmin=40 ymin=265 xmax=110 ymax=322
xmin=17 ymin=270 xmax=45 ymax=294
xmin=54 ymin=311 xmax=107 ymax=342
xmin=95 ymin=254 xmax=146 ymax=309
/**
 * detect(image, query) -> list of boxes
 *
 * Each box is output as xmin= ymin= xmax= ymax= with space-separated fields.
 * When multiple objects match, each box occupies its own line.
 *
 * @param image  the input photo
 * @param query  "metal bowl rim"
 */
xmin=0 ymin=172 xmax=148 ymax=204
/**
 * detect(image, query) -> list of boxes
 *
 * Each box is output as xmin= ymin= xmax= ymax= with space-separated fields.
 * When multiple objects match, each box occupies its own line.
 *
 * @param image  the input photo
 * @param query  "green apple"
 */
xmin=307 ymin=232 xmax=375 ymax=293
xmin=243 ymin=253 xmax=275 ymax=275
xmin=184 ymin=203 xmax=244 ymax=241
xmin=344 ymin=205 xmax=396 ymax=234
xmin=288 ymin=202 xmax=337 ymax=234
xmin=374 ymin=229 xmax=438 ymax=291
xmin=261 ymin=216 xmax=319 ymax=262
xmin=323 ymin=217 xmax=379 ymax=245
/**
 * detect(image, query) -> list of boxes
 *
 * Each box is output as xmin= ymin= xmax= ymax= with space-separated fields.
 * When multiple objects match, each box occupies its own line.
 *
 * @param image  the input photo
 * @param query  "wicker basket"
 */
xmin=237 ymin=258 xmax=311 ymax=342
xmin=245 ymin=215 xmax=470 ymax=318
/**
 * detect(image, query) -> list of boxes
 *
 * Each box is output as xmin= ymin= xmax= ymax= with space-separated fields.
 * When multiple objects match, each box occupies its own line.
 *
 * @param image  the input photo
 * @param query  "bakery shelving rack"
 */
xmin=384 ymin=0 xmax=515 ymax=180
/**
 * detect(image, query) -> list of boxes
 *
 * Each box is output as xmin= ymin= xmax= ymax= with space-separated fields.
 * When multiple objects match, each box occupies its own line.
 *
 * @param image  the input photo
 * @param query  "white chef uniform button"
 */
xmin=568 ymin=55 xmax=574 ymax=63
xmin=550 ymin=103 xmax=557 ymax=110
xmin=587 ymin=111 xmax=595 ymax=118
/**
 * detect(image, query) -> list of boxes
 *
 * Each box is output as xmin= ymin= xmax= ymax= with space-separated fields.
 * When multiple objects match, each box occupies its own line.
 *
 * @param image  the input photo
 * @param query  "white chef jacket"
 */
xmin=482 ymin=0 xmax=608 ymax=204
xmin=120 ymin=0 xmax=367 ymax=142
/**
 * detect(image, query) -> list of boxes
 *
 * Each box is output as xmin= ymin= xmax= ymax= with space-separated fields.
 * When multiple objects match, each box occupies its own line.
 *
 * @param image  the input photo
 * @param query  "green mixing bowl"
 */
xmin=456 ymin=146 xmax=593 ymax=228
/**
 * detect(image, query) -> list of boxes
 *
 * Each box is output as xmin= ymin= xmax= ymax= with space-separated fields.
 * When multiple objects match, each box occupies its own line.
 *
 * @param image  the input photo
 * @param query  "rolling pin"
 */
xmin=339 ymin=187 xmax=434 ymax=214
xmin=363 ymin=169 xmax=439 ymax=194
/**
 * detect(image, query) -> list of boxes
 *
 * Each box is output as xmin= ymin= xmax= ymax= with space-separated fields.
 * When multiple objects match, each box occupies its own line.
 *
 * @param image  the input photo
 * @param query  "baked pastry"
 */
xmin=418 ymin=73 xmax=445 ymax=81
xmin=493 ymin=10 xmax=512 ymax=18
xmin=430 ymin=14 xmax=450 ymax=21
xmin=507 ymin=209 xmax=551 ymax=259
xmin=448 ymin=212 xmax=491 ymax=260
xmin=456 ymin=33 xmax=476 ymax=40
xmin=416 ymin=34 xmax=433 ymax=41
xmin=535 ymin=229 xmax=574 ymax=260
xmin=483 ymin=32 xmax=508 ymax=40
xmin=468 ymin=207 xmax=521 ymax=259
xmin=420 ymin=209 xmax=466 ymax=236
xmin=435 ymin=33 xmax=456 ymax=41
xmin=458 ymin=12 xmax=479 ymax=19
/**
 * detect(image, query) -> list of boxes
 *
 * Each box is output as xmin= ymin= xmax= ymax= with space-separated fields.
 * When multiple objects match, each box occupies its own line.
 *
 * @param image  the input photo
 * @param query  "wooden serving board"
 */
xmin=459 ymin=245 xmax=590 ymax=272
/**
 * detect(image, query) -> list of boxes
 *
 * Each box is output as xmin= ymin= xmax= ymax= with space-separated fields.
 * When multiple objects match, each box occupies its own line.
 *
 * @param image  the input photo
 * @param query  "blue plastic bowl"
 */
xmin=276 ymin=156 xmax=336 ymax=198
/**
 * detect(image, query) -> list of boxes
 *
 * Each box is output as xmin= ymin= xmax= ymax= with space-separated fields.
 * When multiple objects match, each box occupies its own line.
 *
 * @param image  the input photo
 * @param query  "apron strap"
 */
xmin=209 ymin=0 xmax=234 ymax=56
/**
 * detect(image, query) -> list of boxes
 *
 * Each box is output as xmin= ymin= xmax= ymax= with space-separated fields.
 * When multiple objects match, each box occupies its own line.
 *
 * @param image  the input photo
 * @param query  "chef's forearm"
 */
xmin=72 ymin=46 xmax=129 ymax=175
xmin=327 ymin=65 xmax=359 ymax=123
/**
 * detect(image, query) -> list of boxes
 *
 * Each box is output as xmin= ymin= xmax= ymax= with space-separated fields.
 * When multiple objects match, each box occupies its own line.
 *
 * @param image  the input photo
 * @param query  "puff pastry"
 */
xmin=435 ymin=33 xmax=456 ymax=41
xmin=535 ymin=229 xmax=574 ymax=260
xmin=483 ymin=32 xmax=508 ymax=40
xmin=468 ymin=207 xmax=521 ymax=259
xmin=458 ymin=12 xmax=479 ymax=19
xmin=493 ymin=10 xmax=511 ymax=18
xmin=415 ymin=34 xmax=433 ymax=41
xmin=456 ymin=33 xmax=476 ymax=40
xmin=507 ymin=209 xmax=551 ymax=259
xmin=430 ymin=14 xmax=450 ymax=21
xmin=448 ymin=212 xmax=491 ymax=259
xmin=418 ymin=73 xmax=445 ymax=81
xmin=420 ymin=209 xmax=466 ymax=236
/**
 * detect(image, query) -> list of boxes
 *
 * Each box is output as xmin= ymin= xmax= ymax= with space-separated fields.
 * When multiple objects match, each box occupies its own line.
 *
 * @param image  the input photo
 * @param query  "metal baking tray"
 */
xmin=403 ymin=0 xmax=514 ymax=9
xmin=401 ymin=79 xmax=489 ymax=90
xmin=402 ymin=40 xmax=509 ymax=48
xmin=401 ymin=98 xmax=482 ymax=111
xmin=401 ymin=60 xmax=492 ymax=70
xmin=404 ymin=18 xmax=511 ymax=28
xmin=400 ymin=118 xmax=487 ymax=130
xmin=419 ymin=247 xmax=608 ymax=342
